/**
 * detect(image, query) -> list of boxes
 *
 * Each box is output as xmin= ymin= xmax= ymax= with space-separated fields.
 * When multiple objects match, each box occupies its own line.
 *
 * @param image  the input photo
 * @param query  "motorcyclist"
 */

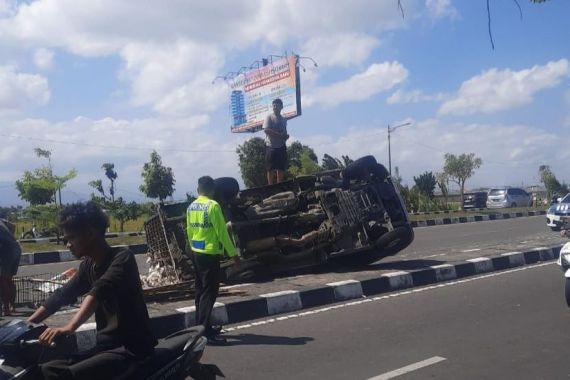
xmin=27 ymin=201 xmax=157 ymax=379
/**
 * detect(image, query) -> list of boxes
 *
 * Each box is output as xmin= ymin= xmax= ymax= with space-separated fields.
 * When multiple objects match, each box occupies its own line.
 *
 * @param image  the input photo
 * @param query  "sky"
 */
xmin=0 ymin=0 xmax=569 ymax=206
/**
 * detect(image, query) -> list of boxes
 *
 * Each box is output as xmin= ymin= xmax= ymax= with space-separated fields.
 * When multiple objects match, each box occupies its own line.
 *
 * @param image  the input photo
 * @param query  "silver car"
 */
xmin=486 ymin=187 xmax=532 ymax=209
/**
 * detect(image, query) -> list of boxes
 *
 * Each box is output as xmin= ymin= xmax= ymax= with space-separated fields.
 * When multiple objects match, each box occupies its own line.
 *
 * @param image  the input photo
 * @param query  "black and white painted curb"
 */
xmin=72 ymin=244 xmax=562 ymax=351
xmin=410 ymin=210 xmax=546 ymax=228
xmin=19 ymin=244 xmax=148 ymax=266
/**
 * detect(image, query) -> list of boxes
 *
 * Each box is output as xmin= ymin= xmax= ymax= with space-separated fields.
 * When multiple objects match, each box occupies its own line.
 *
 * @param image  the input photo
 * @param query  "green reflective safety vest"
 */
xmin=186 ymin=195 xmax=237 ymax=257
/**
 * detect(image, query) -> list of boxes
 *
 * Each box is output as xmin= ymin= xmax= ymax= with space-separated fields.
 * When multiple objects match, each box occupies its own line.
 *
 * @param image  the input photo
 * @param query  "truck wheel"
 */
xmin=550 ymin=225 xmax=561 ymax=232
xmin=333 ymin=226 xmax=414 ymax=266
xmin=214 ymin=177 xmax=239 ymax=203
xmin=374 ymin=226 xmax=414 ymax=256
xmin=342 ymin=156 xmax=377 ymax=186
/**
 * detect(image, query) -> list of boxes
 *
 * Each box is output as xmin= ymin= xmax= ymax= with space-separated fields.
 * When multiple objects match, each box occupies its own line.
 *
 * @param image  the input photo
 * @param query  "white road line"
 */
xmin=223 ymin=262 xmax=554 ymax=333
xmin=367 ymin=356 xmax=447 ymax=380
xmin=422 ymin=253 xmax=447 ymax=258
xmin=461 ymin=248 xmax=481 ymax=253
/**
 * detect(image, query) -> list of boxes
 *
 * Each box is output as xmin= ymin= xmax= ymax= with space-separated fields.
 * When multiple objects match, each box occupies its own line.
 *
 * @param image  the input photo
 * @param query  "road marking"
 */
xmin=223 ymin=262 xmax=554 ymax=333
xmin=367 ymin=356 xmax=447 ymax=380
xmin=461 ymin=248 xmax=481 ymax=253
xmin=422 ymin=253 xmax=446 ymax=258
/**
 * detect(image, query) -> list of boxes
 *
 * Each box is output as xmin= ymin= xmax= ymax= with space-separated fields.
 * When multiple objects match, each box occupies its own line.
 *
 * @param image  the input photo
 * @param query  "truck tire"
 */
xmin=342 ymin=156 xmax=377 ymax=185
xmin=374 ymin=226 xmax=414 ymax=256
xmin=332 ymin=226 xmax=414 ymax=266
xmin=214 ymin=177 xmax=239 ymax=204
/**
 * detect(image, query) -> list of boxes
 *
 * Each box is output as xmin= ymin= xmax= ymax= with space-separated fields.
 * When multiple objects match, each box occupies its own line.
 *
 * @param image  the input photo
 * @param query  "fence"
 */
xmin=13 ymin=270 xmax=78 ymax=308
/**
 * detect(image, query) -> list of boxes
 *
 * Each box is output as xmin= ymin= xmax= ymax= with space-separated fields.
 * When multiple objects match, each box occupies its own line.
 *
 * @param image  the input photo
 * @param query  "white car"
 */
xmin=486 ymin=187 xmax=532 ymax=209
xmin=547 ymin=193 xmax=570 ymax=231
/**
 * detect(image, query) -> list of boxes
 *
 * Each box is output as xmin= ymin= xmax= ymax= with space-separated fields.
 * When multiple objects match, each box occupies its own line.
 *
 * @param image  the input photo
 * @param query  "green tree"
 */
xmin=89 ymin=163 xmax=118 ymax=202
xmin=287 ymin=141 xmax=319 ymax=177
xmin=443 ymin=153 xmax=483 ymax=210
xmin=16 ymin=169 xmax=57 ymax=205
xmin=109 ymin=198 xmax=144 ymax=232
xmin=392 ymin=166 xmax=404 ymax=190
xmin=539 ymin=165 xmax=568 ymax=201
xmin=413 ymin=171 xmax=437 ymax=199
xmin=140 ymin=150 xmax=175 ymax=201
xmin=90 ymin=163 xmax=141 ymax=232
xmin=435 ymin=172 xmax=450 ymax=208
xmin=321 ymin=154 xmax=354 ymax=171
xmin=289 ymin=150 xmax=321 ymax=177
xmin=16 ymin=148 xmax=76 ymax=206
xmin=102 ymin=163 xmax=118 ymax=202
xmin=236 ymin=137 xmax=266 ymax=188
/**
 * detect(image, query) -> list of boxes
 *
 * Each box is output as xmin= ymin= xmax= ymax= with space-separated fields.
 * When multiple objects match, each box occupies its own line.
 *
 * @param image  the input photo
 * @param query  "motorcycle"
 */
xmin=0 ymin=319 xmax=224 ymax=380
xmin=556 ymin=218 xmax=570 ymax=307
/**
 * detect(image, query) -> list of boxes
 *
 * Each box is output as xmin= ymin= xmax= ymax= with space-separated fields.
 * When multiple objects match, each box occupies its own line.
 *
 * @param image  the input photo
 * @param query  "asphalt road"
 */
xmin=203 ymin=262 xmax=569 ymax=380
xmin=17 ymin=215 xmax=559 ymax=279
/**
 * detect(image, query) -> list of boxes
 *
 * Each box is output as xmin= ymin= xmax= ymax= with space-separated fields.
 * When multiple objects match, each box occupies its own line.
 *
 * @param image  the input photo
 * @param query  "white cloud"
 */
xmin=387 ymin=89 xmax=446 ymax=104
xmin=0 ymin=65 xmax=50 ymax=114
xmin=565 ymin=90 xmax=570 ymax=128
xmin=0 ymin=0 xmax=430 ymax=117
xmin=33 ymin=48 xmax=54 ymax=70
xmin=300 ymin=33 xmax=380 ymax=67
xmin=304 ymin=62 xmax=408 ymax=108
xmin=439 ymin=59 xmax=570 ymax=116
xmin=0 ymin=1 xmax=408 ymax=55
xmin=0 ymin=0 xmax=16 ymax=17
xmin=120 ymin=41 xmax=226 ymax=115
xmin=2 ymin=114 xmax=568 ymax=206
xmin=426 ymin=0 xmax=459 ymax=20
xmin=0 ymin=115 xmax=245 ymax=205
xmin=300 ymin=119 xmax=568 ymax=189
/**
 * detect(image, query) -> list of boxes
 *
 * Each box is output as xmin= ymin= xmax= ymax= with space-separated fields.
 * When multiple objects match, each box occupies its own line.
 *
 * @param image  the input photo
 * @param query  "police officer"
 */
xmin=187 ymin=176 xmax=240 ymax=345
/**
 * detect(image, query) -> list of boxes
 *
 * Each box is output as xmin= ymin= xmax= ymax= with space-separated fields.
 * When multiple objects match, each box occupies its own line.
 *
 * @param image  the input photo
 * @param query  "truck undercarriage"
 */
xmin=143 ymin=156 xmax=414 ymax=285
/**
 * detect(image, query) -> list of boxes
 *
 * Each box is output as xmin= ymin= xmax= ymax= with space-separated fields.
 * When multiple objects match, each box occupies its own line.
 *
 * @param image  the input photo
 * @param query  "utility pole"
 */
xmin=387 ymin=122 xmax=411 ymax=176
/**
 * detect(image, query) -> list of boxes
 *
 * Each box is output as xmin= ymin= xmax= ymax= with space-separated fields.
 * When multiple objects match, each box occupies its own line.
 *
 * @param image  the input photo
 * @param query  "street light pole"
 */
xmin=387 ymin=122 xmax=412 ymax=176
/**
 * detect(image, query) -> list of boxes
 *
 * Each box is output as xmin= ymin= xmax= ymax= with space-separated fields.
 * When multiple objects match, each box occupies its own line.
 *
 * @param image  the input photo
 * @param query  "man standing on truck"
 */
xmin=263 ymin=98 xmax=289 ymax=185
xmin=187 ymin=176 xmax=240 ymax=345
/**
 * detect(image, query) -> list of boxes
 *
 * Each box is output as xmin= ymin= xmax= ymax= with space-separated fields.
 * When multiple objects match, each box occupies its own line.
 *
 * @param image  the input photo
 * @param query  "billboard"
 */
xmin=229 ymin=55 xmax=301 ymax=133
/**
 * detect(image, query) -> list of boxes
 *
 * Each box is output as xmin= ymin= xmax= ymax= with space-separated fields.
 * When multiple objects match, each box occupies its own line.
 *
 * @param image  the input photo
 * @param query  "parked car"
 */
xmin=547 ymin=193 xmax=570 ymax=231
xmin=486 ymin=187 xmax=532 ymax=209
xmin=144 ymin=155 xmax=414 ymax=284
xmin=462 ymin=191 xmax=487 ymax=209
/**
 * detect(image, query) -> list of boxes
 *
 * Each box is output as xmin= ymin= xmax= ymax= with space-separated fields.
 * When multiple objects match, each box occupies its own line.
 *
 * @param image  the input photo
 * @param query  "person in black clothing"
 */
xmin=27 ymin=201 xmax=157 ymax=380
xmin=0 ymin=218 xmax=21 ymax=315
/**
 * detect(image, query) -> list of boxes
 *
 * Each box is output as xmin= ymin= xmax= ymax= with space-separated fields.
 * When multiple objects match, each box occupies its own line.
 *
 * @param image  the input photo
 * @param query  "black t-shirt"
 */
xmin=43 ymin=248 xmax=157 ymax=357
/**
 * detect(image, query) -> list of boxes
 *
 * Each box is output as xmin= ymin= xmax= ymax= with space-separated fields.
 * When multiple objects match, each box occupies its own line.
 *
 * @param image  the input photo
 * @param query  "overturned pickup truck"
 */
xmin=144 ymin=155 xmax=413 ymax=284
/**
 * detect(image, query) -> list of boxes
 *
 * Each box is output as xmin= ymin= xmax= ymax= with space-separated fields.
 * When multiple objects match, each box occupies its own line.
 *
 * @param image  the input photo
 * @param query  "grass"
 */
xmin=14 ymin=216 xmax=147 ymax=238
xmin=19 ymin=235 xmax=147 ymax=254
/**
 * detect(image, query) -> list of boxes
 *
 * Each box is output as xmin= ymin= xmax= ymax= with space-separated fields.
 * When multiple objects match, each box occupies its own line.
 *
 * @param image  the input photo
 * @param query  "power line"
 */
xmin=0 ymin=133 xmax=236 ymax=153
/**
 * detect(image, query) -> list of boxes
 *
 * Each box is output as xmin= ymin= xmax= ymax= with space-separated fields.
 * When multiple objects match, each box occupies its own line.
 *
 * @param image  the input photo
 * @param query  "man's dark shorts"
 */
xmin=265 ymin=146 xmax=287 ymax=171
